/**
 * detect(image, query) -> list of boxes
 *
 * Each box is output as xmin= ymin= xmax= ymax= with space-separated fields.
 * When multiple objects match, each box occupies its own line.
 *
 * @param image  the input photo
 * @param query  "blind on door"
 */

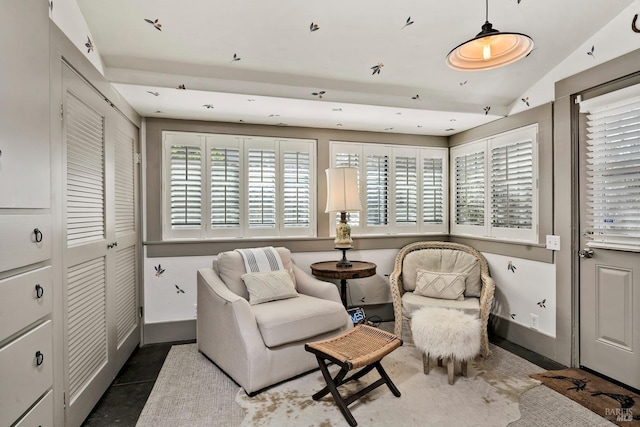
xmin=582 ymin=93 xmax=640 ymax=250
xmin=455 ymin=152 xmax=485 ymax=226
xmin=170 ymin=145 xmax=202 ymax=227
xmin=366 ymin=154 xmax=389 ymax=226
xmin=491 ymin=141 xmax=533 ymax=229
xmin=283 ymin=151 xmax=311 ymax=228
xmin=423 ymin=157 xmax=444 ymax=224
xmin=395 ymin=156 xmax=417 ymax=224
xmin=210 ymin=147 xmax=240 ymax=228
xmin=248 ymin=149 xmax=277 ymax=228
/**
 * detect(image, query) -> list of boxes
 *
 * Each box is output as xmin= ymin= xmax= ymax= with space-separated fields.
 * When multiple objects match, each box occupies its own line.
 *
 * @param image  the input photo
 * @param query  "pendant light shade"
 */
xmin=446 ymin=1 xmax=534 ymax=71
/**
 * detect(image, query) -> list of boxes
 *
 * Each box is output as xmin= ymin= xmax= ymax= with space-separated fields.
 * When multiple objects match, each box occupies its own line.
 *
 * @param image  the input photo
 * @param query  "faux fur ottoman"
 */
xmin=410 ymin=307 xmax=481 ymax=384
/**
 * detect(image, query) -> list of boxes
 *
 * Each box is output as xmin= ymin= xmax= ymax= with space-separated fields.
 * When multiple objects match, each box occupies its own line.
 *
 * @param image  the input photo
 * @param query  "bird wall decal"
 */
xmin=402 ymin=17 xmax=414 ymax=29
xmin=144 ymin=18 xmax=162 ymax=31
xmin=371 ymin=63 xmax=384 ymax=75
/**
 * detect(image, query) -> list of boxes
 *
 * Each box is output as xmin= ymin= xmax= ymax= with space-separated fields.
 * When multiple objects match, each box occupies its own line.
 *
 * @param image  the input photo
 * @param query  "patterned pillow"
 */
xmin=414 ymin=269 xmax=466 ymax=301
xmin=241 ymin=270 xmax=299 ymax=305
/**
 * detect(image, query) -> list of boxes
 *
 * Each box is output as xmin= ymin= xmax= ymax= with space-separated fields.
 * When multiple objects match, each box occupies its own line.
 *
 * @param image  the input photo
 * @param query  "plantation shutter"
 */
xmin=334 ymin=151 xmax=361 ymax=227
xmin=394 ymin=155 xmax=417 ymax=225
xmin=455 ymin=151 xmax=485 ymax=226
xmin=491 ymin=140 xmax=533 ymax=229
xmin=66 ymin=93 xmax=105 ymax=247
xmin=423 ymin=157 xmax=444 ymax=225
xmin=170 ymin=144 xmax=202 ymax=228
xmin=283 ymin=150 xmax=311 ymax=228
xmin=247 ymin=148 xmax=277 ymax=228
xmin=366 ymin=153 xmax=389 ymax=226
xmin=581 ymin=87 xmax=640 ymax=250
xmin=210 ymin=146 xmax=240 ymax=229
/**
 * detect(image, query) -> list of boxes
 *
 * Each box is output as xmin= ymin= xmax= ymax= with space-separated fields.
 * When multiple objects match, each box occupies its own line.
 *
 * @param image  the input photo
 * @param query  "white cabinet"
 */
xmin=14 ymin=390 xmax=54 ymax=427
xmin=0 ymin=266 xmax=52 ymax=341
xmin=0 ymin=215 xmax=52 ymax=272
xmin=0 ymin=0 xmax=54 ymax=425
xmin=0 ymin=0 xmax=50 ymax=208
xmin=0 ymin=321 xmax=53 ymax=426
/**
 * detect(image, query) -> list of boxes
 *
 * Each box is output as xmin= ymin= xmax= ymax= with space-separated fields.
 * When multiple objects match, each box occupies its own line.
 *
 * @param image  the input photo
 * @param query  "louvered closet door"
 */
xmin=112 ymin=116 xmax=139 ymax=369
xmin=62 ymin=65 xmax=139 ymax=427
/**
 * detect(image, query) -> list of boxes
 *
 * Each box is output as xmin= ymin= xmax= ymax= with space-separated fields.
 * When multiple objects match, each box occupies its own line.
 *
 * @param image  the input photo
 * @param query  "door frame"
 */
xmin=567 ymin=70 xmax=640 ymax=370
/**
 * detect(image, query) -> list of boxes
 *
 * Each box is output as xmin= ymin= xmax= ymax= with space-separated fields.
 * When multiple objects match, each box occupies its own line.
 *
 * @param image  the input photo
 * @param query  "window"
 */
xmin=580 ymin=84 xmax=640 ymax=250
xmin=450 ymin=125 xmax=538 ymax=243
xmin=163 ymin=132 xmax=316 ymax=239
xmin=330 ymin=141 xmax=448 ymax=235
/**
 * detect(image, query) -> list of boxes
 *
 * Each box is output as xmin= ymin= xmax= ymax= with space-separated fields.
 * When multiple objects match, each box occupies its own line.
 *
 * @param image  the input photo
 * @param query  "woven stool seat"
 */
xmin=306 ymin=324 xmax=401 ymax=369
xmin=305 ymin=325 xmax=402 ymax=426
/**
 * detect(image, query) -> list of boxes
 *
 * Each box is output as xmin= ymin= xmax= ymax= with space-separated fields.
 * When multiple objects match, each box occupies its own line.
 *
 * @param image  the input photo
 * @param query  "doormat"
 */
xmin=531 ymin=368 xmax=640 ymax=426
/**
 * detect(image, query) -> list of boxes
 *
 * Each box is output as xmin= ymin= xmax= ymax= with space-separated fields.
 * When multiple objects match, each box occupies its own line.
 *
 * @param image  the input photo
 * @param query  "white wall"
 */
xmin=143 ymin=247 xmax=556 ymax=339
xmin=50 ymin=0 xmax=105 ymax=75
xmin=142 ymin=250 xmax=211 ymax=324
xmin=510 ymin=0 xmax=640 ymax=115
xmin=485 ymin=252 xmax=556 ymax=337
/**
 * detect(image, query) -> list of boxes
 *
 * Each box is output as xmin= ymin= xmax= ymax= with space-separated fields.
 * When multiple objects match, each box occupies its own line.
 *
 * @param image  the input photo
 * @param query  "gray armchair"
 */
xmin=389 ymin=241 xmax=495 ymax=357
xmin=197 ymin=247 xmax=352 ymax=395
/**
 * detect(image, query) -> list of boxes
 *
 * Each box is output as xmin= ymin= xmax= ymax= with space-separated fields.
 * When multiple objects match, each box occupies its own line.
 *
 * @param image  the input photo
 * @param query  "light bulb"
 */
xmin=482 ymin=39 xmax=492 ymax=60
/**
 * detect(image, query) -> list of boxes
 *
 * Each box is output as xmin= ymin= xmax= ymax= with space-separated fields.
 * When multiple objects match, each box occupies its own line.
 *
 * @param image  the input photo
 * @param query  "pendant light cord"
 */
xmin=485 ymin=0 xmax=489 ymax=22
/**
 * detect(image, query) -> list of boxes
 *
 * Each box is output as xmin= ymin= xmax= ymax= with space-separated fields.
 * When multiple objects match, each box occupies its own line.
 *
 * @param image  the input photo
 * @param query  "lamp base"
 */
xmin=336 ymin=247 xmax=352 ymax=268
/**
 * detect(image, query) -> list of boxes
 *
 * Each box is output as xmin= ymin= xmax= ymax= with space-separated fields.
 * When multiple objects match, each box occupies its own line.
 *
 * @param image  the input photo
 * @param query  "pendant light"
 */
xmin=446 ymin=0 xmax=534 ymax=71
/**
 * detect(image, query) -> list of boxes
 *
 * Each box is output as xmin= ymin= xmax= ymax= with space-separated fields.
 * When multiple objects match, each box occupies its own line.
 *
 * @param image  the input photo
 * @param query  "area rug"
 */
xmin=531 ymin=369 xmax=640 ymax=426
xmin=236 ymin=345 xmax=541 ymax=426
xmin=137 ymin=341 xmax=614 ymax=427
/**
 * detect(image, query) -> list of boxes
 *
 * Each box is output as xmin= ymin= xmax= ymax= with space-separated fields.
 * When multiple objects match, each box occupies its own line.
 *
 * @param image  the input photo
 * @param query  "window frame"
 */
xmin=450 ymin=124 xmax=539 ymax=243
xmin=330 ymin=141 xmax=448 ymax=237
xmin=162 ymin=131 xmax=316 ymax=240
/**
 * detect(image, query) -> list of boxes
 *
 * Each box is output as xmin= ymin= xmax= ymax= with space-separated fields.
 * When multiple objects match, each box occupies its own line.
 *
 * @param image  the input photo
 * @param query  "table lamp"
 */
xmin=325 ymin=167 xmax=362 ymax=267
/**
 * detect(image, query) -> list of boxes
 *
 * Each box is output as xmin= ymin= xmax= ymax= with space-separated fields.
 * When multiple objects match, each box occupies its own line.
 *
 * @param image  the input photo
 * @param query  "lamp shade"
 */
xmin=446 ymin=21 xmax=534 ymax=71
xmin=325 ymin=167 xmax=362 ymax=213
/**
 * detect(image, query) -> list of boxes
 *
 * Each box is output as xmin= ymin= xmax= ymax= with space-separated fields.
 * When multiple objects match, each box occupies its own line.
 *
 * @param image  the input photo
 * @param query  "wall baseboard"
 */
xmin=144 ymin=319 xmax=196 ymax=345
xmin=489 ymin=314 xmax=557 ymax=362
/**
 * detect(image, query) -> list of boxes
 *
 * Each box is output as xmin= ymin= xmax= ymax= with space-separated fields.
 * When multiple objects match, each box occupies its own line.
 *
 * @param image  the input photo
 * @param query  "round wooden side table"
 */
xmin=310 ymin=261 xmax=376 ymax=308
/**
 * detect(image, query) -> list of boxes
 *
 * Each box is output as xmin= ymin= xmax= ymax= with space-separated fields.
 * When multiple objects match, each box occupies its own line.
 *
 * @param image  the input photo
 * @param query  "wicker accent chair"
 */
xmin=389 ymin=241 xmax=495 ymax=357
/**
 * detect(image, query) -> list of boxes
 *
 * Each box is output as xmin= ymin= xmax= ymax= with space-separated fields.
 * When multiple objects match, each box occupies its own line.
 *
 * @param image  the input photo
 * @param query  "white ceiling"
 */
xmin=77 ymin=0 xmax=633 ymax=135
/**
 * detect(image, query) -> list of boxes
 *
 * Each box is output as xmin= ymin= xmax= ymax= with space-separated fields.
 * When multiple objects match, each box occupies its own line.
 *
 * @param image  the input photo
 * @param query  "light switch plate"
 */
xmin=546 ymin=235 xmax=561 ymax=251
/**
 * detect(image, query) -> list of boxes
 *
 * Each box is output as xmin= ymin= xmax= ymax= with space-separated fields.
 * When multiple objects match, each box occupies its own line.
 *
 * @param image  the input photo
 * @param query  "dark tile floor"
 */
xmin=81 ymin=341 xmax=185 ymax=426
xmin=80 ymin=333 xmax=565 ymax=426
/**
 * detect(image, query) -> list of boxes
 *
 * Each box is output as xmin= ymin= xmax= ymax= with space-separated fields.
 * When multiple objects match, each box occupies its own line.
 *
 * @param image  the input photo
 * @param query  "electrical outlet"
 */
xmin=530 ymin=313 xmax=539 ymax=330
xmin=546 ymin=235 xmax=561 ymax=251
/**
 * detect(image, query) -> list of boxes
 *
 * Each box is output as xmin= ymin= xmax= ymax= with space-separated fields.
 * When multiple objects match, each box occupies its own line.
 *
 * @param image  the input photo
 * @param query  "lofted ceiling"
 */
xmin=77 ymin=0 xmax=633 ymax=136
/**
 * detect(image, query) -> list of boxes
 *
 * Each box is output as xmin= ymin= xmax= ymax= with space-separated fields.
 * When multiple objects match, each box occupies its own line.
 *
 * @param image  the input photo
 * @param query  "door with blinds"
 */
xmin=62 ymin=64 xmax=139 ymax=426
xmin=578 ymin=84 xmax=640 ymax=390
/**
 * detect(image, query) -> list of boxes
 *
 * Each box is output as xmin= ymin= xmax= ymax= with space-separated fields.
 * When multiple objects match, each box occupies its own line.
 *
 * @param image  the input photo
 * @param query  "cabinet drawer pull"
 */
xmin=33 ymin=228 xmax=43 ymax=243
xmin=35 ymin=350 xmax=44 ymax=366
xmin=35 ymin=283 xmax=44 ymax=299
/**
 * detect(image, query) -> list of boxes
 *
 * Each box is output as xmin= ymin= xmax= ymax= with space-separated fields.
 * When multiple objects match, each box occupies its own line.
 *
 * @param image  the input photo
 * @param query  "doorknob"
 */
xmin=578 ymin=248 xmax=594 ymax=258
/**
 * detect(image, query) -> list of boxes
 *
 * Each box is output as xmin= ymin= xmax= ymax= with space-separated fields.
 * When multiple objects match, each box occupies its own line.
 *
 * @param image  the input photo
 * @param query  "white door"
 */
xmin=62 ymin=64 xmax=140 ymax=426
xmin=578 ymin=87 xmax=640 ymax=390
xmin=111 ymin=114 xmax=140 ymax=369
